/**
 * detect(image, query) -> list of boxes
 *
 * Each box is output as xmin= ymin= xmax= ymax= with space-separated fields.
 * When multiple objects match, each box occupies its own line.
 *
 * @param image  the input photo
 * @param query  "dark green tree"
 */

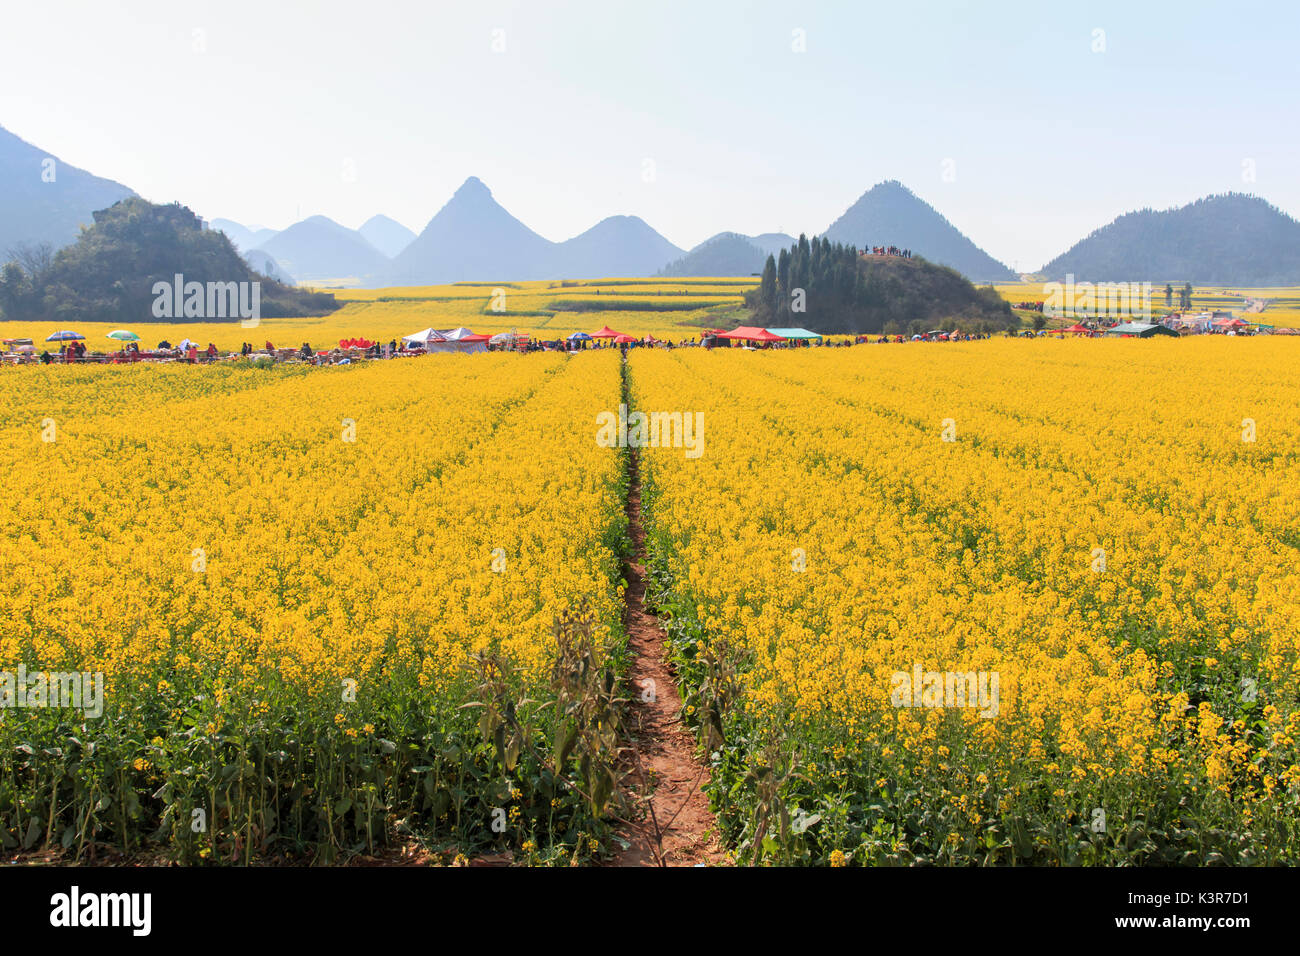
xmin=758 ymin=255 xmax=777 ymax=314
xmin=743 ymin=238 xmax=1015 ymax=334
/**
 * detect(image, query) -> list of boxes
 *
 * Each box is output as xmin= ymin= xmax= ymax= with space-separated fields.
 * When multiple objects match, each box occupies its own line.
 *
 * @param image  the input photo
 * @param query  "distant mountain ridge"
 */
xmin=386 ymin=178 xmax=685 ymax=285
xmin=821 ymin=181 xmax=1015 ymax=281
xmin=554 ymin=215 xmax=684 ymax=279
xmin=658 ymin=232 xmax=770 ymax=277
xmin=8 ymin=122 xmax=1300 ymax=288
xmin=386 ymin=176 xmax=554 ymax=285
xmin=0 ymin=124 xmax=136 ymax=253
xmin=209 ymin=218 xmax=258 ymax=251
xmin=358 ymin=215 xmax=416 ymax=258
xmin=1040 ymin=193 xmax=1300 ymax=284
xmin=750 ymin=233 xmax=798 ymax=256
xmin=257 ymin=215 xmax=390 ymax=282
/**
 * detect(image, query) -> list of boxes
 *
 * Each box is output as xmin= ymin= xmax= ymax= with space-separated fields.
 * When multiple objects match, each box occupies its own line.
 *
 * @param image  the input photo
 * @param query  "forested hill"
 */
xmin=745 ymin=235 xmax=1015 ymax=335
xmin=0 ymin=199 xmax=338 ymax=323
xmin=1041 ymin=193 xmax=1300 ymax=285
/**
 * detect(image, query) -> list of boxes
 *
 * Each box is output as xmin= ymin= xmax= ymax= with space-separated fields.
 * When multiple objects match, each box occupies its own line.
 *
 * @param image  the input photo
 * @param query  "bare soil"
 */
xmin=609 ymin=450 xmax=727 ymax=867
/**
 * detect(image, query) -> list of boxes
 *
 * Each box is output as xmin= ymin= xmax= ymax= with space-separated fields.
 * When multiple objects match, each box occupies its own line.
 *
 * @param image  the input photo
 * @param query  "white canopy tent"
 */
xmin=402 ymin=326 xmax=488 ymax=354
xmin=401 ymin=328 xmax=447 ymax=347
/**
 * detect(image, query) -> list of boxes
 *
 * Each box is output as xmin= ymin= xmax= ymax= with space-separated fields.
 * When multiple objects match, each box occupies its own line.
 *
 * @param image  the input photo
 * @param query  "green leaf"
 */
xmin=21 ymin=817 xmax=41 ymax=850
xmin=555 ymin=723 xmax=579 ymax=767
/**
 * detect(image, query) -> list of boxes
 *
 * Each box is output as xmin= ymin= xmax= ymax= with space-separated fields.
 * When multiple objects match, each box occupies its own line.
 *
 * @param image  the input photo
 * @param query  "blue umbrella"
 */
xmin=46 ymin=330 xmax=85 ymax=342
xmin=567 ymin=332 xmax=592 ymax=341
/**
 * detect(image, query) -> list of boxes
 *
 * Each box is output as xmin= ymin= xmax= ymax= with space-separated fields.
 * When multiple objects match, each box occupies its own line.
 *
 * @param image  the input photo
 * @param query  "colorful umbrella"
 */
xmin=107 ymin=330 xmax=140 ymax=341
xmin=46 ymin=330 xmax=84 ymax=342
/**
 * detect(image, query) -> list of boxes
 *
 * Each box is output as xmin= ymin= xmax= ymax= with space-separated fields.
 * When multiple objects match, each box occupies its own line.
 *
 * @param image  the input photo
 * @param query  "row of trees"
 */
xmin=1164 ymin=282 xmax=1194 ymax=310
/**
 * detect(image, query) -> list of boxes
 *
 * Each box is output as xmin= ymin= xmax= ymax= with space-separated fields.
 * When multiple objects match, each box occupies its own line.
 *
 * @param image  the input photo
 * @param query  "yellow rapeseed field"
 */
xmin=4 ymin=335 xmax=1298 ymax=865
xmin=0 ymin=351 xmax=629 ymax=863
xmin=0 ymin=277 xmax=755 ymax=352
xmin=631 ymin=338 xmax=1300 ymax=864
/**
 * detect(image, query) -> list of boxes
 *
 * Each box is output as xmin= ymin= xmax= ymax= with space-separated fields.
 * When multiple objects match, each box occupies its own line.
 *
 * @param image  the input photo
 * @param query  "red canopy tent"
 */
xmin=591 ymin=325 xmax=624 ymax=339
xmin=717 ymin=326 xmax=786 ymax=343
xmin=1213 ymin=317 xmax=1247 ymax=328
xmin=613 ymin=334 xmax=638 ymax=344
xmin=1063 ymin=323 xmax=1092 ymax=334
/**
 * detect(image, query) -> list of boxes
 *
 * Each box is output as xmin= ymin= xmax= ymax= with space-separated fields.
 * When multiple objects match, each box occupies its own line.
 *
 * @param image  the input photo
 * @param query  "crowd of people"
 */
xmin=865 ymin=246 xmax=912 ymax=258
xmin=12 ymin=317 xmax=1200 ymax=368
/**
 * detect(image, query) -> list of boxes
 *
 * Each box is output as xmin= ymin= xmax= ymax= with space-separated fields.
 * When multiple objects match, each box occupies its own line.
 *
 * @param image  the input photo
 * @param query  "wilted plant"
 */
xmin=548 ymin=600 xmax=627 ymax=819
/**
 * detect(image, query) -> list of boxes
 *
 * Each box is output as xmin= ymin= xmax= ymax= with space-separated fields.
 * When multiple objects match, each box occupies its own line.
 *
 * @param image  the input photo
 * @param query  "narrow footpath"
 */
xmin=609 ymin=442 xmax=726 ymax=866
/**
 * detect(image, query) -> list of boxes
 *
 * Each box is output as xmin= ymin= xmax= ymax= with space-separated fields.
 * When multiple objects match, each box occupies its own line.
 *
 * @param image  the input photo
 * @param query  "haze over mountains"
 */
xmin=358 ymin=215 xmax=417 ymax=259
xmin=387 ymin=176 xmax=557 ymax=285
xmin=6 ymin=123 xmax=1300 ymax=288
xmin=553 ymin=215 xmax=684 ymax=281
xmin=386 ymin=177 xmax=685 ymax=285
xmin=209 ymin=219 xmax=280 ymax=252
xmin=256 ymin=215 xmax=391 ymax=282
xmin=0 ymin=124 xmax=136 ymax=253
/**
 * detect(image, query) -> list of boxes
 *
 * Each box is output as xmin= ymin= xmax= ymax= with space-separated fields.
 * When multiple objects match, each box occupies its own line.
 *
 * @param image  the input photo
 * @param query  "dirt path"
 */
xmin=610 ymin=448 xmax=726 ymax=867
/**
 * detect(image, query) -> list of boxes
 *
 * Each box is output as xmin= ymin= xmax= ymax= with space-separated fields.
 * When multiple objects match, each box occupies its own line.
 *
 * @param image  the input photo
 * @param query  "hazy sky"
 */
xmin=2 ymin=0 xmax=1295 ymax=270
